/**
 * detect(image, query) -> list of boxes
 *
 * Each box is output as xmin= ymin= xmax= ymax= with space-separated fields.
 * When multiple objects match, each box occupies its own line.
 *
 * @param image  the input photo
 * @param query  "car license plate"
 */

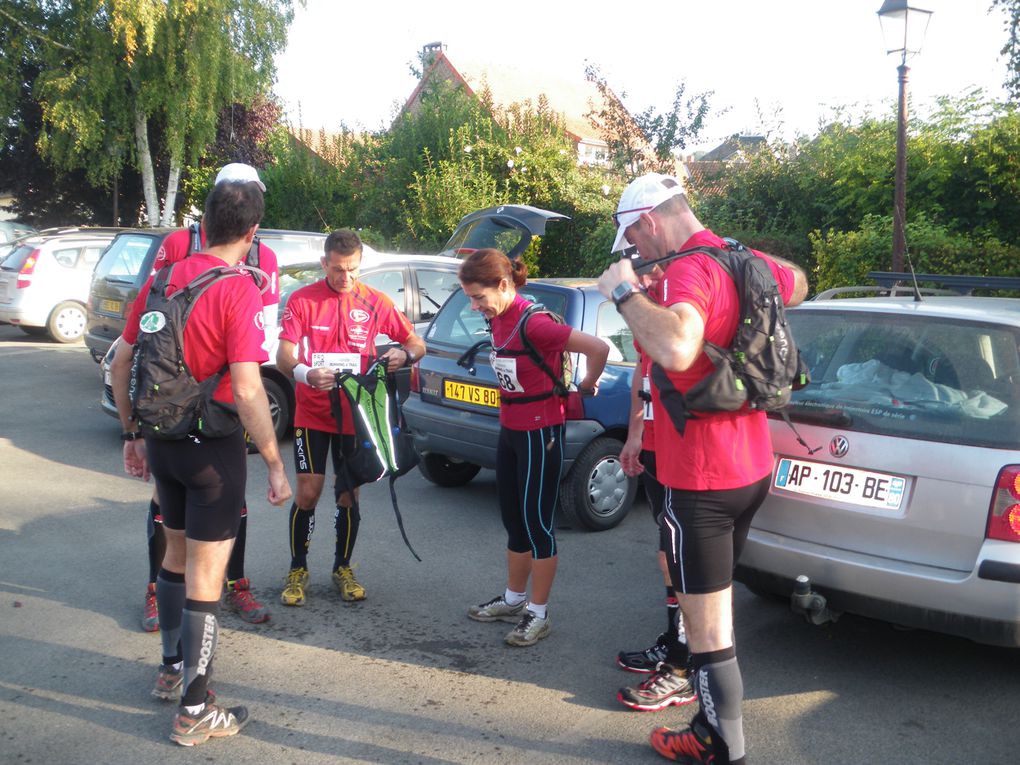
xmin=100 ymin=299 xmax=122 ymax=315
xmin=773 ymin=457 xmax=907 ymax=511
xmin=444 ymin=379 xmax=500 ymax=408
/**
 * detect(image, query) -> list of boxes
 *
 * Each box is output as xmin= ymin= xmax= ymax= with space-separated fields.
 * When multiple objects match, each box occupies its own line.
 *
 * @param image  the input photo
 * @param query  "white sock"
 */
xmin=526 ymin=602 xmax=547 ymax=619
xmin=184 ymin=702 xmax=206 ymax=715
xmin=504 ymin=588 xmax=527 ymax=606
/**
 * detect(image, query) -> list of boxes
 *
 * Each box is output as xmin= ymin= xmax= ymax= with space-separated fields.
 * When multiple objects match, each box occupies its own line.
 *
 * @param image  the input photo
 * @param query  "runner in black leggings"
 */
xmin=460 ymin=249 xmax=608 ymax=647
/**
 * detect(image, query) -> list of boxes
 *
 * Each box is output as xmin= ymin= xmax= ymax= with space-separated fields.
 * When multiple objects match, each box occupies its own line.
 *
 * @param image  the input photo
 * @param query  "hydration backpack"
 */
xmin=329 ymin=361 xmax=421 ymax=560
xmin=129 ymin=264 xmax=245 ymax=440
xmin=635 ymin=241 xmax=810 ymax=440
xmin=457 ymin=304 xmax=573 ymax=404
xmin=189 ymin=222 xmax=261 ymax=270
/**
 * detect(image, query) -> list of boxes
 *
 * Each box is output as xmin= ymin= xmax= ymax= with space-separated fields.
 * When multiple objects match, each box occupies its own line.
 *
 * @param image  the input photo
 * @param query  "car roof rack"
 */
xmin=866 ymin=271 xmax=1020 ymax=295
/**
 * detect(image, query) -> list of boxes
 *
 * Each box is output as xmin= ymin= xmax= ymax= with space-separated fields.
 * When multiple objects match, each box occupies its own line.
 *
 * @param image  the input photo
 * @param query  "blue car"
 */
xmin=403 ymin=275 xmax=639 ymax=531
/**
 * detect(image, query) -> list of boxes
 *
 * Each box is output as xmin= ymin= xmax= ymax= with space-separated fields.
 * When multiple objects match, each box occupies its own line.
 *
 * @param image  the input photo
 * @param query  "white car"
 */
xmin=0 ymin=228 xmax=120 ymax=342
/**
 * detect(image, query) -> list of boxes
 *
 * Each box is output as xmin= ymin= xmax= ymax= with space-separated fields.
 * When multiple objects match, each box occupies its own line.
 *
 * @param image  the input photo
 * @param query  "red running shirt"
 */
xmin=123 ymin=253 xmax=269 ymax=404
xmin=156 ymin=227 xmax=280 ymax=309
xmin=280 ymin=279 xmax=413 ymax=434
xmin=490 ymin=294 xmax=572 ymax=430
xmin=651 ymin=229 xmax=795 ymax=491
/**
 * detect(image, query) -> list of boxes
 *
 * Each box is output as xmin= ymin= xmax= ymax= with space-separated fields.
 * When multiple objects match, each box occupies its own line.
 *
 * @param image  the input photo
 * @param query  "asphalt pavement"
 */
xmin=1 ymin=325 xmax=1018 ymax=764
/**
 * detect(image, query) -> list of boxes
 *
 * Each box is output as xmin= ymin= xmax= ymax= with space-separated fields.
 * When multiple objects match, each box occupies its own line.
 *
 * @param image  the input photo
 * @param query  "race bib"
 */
xmin=491 ymin=354 xmax=524 ymax=393
xmin=312 ymin=352 xmax=361 ymax=374
xmin=643 ymin=375 xmax=654 ymax=420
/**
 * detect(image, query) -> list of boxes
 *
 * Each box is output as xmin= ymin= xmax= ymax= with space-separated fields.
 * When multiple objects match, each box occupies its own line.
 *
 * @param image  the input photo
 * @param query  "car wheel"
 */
xmin=46 ymin=301 xmax=87 ymax=343
xmin=417 ymin=453 xmax=481 ymax=487
xmin=262 ymin=376 xmax=290 ymax=442
xmin=559 ymin=436 xmax=636 ymax=531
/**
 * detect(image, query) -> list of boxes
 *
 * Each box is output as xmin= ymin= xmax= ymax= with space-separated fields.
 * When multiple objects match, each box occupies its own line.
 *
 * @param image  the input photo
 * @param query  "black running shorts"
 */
xmin=293 ymin=427 xmax=354 ymax=476
xmin=146 ymin=429 xmax=246 ymax=542
xmin=660 ymin=476 xmax=770 ymax=595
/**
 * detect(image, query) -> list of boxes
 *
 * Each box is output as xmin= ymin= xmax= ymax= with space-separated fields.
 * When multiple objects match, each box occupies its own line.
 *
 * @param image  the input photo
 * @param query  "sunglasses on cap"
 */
xmin=612 ymin=206 xmax=654 ymax=227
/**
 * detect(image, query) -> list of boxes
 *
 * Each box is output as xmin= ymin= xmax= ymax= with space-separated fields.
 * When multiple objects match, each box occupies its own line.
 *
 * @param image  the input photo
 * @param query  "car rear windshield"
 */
xmin=441 ymin=218 xmax=529 ymax=259
xmin=427 ymin=286 xmax=569 ymax=350
xmin=93 ymin=234 xmax=158 ymax=282
xmin=0 ymin=244 xmax=35 ymax=271
xmin=788 ymin=309 xmax=1020 ymax=448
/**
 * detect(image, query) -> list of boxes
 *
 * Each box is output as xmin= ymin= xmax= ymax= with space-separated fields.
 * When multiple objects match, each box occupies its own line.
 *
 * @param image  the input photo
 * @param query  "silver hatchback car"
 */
xmin=0 ymin=228 xmax=119 ymax=342
xmin=737 ymin=279 xmax=1020 ymax=647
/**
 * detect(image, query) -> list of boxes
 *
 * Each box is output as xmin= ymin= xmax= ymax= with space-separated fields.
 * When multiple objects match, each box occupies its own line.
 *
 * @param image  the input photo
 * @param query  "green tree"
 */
xmin=992 ymin=0 xmax=1020 ymax=100
xmin=585 ymin=63 xmax=711 ymax=177
xmin=26 ymin=0 xmax=294 ymax=226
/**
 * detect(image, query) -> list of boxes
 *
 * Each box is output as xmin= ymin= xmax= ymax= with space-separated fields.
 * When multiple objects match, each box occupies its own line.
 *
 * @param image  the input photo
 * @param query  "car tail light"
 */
xmin=987 ymin=465 xmax=1020 ymax=542
xmin=409 ymin=362 xmax=420 ymax=394
xmin=17 ymin=249 xmax=40 ymax=288
xmin=564 ymin=391 xmax=585 ymax=420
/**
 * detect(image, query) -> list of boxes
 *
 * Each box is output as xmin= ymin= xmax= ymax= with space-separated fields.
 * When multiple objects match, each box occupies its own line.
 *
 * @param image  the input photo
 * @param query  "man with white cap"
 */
xmin=598 ymin=173 xmax=807 ymax=764
xmin=137 ymin=162 xmax=280 ymax=632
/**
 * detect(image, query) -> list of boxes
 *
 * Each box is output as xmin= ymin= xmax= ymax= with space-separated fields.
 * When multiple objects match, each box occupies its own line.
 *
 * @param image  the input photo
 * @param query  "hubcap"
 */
xmin=56 ymin=307 xmax=86 ymax=340
xmin=586 ymin=456 xmax=628 ymax=517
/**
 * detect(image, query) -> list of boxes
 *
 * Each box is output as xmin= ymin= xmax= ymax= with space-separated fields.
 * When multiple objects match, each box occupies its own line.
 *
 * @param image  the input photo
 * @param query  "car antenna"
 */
xmin=904 ymin=246 xmax=923 ymax=303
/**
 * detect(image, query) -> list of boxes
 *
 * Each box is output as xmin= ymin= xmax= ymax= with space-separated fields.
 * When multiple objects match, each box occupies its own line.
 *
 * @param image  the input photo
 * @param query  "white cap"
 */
xmin=214 ymin=162 xmax=266 ymax=192
xmin=611 ymin=173 xmax=685 ymax=252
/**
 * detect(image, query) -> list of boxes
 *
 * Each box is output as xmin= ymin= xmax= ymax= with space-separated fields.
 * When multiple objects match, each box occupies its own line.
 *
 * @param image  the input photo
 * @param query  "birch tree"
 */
xmin=31 ymin=0 xmax=293 ymax=226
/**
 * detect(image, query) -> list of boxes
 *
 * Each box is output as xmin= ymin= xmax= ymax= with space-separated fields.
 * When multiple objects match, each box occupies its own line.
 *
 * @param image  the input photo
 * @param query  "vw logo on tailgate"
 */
xmin=829 ymin=435 xmax=849 ymax=458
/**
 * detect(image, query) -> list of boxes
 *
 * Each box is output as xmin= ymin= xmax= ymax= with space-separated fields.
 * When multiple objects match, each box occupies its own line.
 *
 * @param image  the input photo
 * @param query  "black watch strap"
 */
xmin=121 ymin=431 xmax=143 ymax=442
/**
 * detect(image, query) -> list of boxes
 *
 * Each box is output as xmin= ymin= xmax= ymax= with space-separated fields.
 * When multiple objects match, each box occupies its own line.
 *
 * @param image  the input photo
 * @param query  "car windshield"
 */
xmin=279 ymin=263 xmax=322 ymax=304
xmin=441 ymin=217 xmax=530 ymax=259
xmin=1 ymin=244 xmax=35 ymax=271
xmin=427 ymin=285 xmax=569 ymax=350
xmin=788 ymin=309 xmax=1020 ymax=448
xmin=94 ymin=234 xmax=157 ymax=282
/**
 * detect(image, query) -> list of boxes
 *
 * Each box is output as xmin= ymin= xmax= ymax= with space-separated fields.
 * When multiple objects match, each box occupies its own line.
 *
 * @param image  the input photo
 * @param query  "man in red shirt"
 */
xmin=598 ymin=173 xmax=807 ymax=765
xmin=276 ymin=229 xmax=426 ymax=606
xmin=139 ymin=163 xmax=279 ymax=629
xmin=111 ymin=180 xmax=291 ymax=746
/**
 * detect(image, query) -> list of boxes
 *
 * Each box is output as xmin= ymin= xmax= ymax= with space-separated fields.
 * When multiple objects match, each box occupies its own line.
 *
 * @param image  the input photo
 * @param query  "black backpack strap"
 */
xmin=188 ymin=223 xmax=201 ymax=254
xmin=245 ymin=236 xmax=260 ymax=270
xmin=500 ymin=305 xmax=568 ymax=405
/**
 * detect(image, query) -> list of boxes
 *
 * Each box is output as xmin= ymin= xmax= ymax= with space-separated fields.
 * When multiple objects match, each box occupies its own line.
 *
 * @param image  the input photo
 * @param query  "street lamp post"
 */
xmin=877 ymin=0 xmax=932 ymax=273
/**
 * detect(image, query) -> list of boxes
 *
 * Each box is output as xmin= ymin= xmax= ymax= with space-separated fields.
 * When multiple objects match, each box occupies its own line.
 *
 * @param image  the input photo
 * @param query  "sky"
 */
xmin=273 ymin=0 xmax=1011 ymax=154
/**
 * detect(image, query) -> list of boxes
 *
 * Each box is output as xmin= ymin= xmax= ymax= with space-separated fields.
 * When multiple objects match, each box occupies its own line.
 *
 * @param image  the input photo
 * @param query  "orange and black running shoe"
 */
xmin=649 ymin=714 xmax=718 ymax=763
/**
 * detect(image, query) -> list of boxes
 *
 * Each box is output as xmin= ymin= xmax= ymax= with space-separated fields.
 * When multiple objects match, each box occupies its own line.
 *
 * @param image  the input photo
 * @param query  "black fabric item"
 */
xmin=156 ymin=570 xmax=186 ymax=665
xmin=691 ymin=647 xmax=742 ymax=763
xmin=333 ymin=504 xmax=361 ymax=570
xmin=226 ymin=510 xmax=247 ymax=582
xmin=181 ymin=601 xmax=219 ymax=707
xmin=288 ymin=504 xmax=316 ymax=570
xmin=147 ymin=499 xmax=165 ymax=584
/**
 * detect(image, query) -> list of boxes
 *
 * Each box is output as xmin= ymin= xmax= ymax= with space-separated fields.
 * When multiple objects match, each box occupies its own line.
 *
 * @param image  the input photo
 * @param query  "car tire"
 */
xmin=262 ymin=376 xmax=290 ymax=442
xmin=46 ymin=301 xmax=87 ymax=343
xmin=417 ymin=453 xmax=481 ymax=487
xmin=559 ymin=436 xmax=636 ymax=531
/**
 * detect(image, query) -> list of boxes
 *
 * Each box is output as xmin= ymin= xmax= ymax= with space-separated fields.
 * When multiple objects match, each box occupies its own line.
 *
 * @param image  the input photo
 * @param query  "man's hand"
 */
xmin=267 ymin=464 xmax=292 ymax=506
xmin=123 ymin=439 xmax=150 ymax=482
xmin=620 ymin=434 xmax=645 ymax=477
xmin=379 ymin=346 xmax=408 ymax=373
xmin=597 ymin=259 xmax=639 ymax=299
xmin=305 ymin=366 xmax=335 ymax=390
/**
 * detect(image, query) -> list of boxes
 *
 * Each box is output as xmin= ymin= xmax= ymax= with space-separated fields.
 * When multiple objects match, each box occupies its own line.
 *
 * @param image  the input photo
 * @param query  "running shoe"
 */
xmin=280 ymin=568 xmax=309 ymax=607
xmin=170 ymin=696 xmax=249 ymax=747
xmin=332 ymin=565 xmax=366 ymax=602
xmin=617 ymin=632 xmax=671 ymax=673
xmin=505 ymin=611 xmax=551 ymax=647
xmin=224 ymin=578 xmax=270 ymax=624
xmin=141 ymin=582 xmax=159 ymax=633
xmin=467 ymin=594 xmax=526 ymax=623
xmin=617 ymin=662 xmax=697 ymax=711
xmin=649 ymin=713 xmax=719 ymax=763
xmin=151 ymin=664 xmax=183 ymax=701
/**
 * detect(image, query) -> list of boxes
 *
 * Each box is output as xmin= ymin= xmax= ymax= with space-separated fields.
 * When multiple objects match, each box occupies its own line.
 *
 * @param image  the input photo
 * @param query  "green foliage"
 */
xmin=991 ymin=0 xmax=1020 ymax=101
xmin=811 ymin=213 xmax=1020 ymax=294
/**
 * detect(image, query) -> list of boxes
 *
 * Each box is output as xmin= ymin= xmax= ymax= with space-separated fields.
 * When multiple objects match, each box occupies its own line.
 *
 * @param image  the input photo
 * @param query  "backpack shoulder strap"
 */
xmin=245 ymin=236 xmax=260 ymax=270
xmin=518 ymin=305 xmax=569 ymax=397
xmin=188 ymin=223 xmax=201 ymax=255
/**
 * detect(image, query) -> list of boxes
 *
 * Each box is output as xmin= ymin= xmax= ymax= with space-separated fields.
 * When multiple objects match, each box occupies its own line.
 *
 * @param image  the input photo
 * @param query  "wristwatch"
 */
xmin=404 ymin=347 xmax=417 ymax=366
xmin=611 ymin=281 xmax=640 ymax=309
xmin=121 ymin=431 xmax=143 ymax=442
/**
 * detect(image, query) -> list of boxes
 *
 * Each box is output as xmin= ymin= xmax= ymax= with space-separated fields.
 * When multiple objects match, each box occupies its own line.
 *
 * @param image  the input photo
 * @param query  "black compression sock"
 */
xmin=288 ymin=504 xmax=316 ymax=570
xmin=665 ymin=588 xmax=680 ymax=643
xmin=691 ymin=646 xmax=744 ymax=764
xmin=226 ymin=508 xmax=247 ymax=582
xmin=333 ymin=504 xmax=360 ymax=570
xmin=156 ymin=569 xmax=185 ymax=665
xmin=181 ymin=599 xmax=219 ymax=707
xmin=147 ymin=500 xmax=165 ymax=584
